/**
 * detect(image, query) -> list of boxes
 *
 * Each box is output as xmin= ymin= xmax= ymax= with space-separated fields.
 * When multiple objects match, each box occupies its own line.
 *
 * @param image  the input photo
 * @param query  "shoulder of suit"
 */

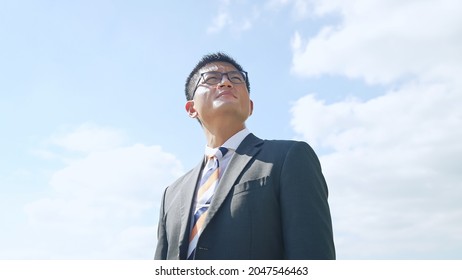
xmin=261 ymin=139 xmax=319 ymax=158
xmin=262 ymin=138 xmax=312 ymax=149
xmin=164 ymin=167 xmax=197 ymax=191
xmin=246 ymin=134 xmax=311 ymax=148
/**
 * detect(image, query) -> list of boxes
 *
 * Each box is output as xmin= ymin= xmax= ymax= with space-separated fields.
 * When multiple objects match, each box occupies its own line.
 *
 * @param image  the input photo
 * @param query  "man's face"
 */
xmin=186 ymin=62 xmax=253 ymax=126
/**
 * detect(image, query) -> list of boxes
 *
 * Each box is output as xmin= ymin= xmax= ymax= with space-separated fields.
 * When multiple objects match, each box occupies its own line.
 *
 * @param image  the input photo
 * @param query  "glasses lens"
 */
xmin=228 ymin=71 xmax=245 ymax=84
xmin=202 ymin=71 xmax=246 ymax=85
xmin=203 ymin=72 xmax=222 ymax=85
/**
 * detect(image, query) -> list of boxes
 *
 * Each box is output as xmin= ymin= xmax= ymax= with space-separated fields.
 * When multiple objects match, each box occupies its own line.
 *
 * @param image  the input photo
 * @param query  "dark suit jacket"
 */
xmin=154 ymin=133 xmax=335 ymax=259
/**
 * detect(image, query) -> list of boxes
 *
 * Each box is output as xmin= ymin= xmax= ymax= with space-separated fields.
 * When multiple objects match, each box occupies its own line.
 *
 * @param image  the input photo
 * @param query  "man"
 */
xmin=154 ymin=52 xmax=335 ymax=260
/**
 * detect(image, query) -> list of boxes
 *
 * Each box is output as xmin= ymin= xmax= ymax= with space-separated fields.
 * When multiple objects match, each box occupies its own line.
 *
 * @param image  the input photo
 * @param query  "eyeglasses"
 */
xmin=192 ymin=70 xmax=248 ymax=98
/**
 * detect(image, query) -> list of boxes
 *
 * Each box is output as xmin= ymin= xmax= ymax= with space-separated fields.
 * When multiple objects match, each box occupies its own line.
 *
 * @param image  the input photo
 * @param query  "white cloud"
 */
xmin=291 ymin=0 xmax=462 ymax=85
xmin=266 ymin=0 xmax=312 ymax=19
xmin=207 ymin=12 xmax=232 ymax=34
xmin=290 ymin=0 xmax=462 ymax=259
xmin=50 ymin=123 xmax=127 ymax=153
xmin=21 ymin=124 xmax=183 ymax=259
xmin=105 ymin=226 xmax=157 ymax=259
xmin=206 ymin=0 xmax=260 ymax=35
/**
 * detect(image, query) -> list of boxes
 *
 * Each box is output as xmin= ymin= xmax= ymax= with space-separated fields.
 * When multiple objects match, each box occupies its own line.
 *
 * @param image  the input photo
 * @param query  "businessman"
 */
xmin=154 ymin=52 xmax=335 ymax=260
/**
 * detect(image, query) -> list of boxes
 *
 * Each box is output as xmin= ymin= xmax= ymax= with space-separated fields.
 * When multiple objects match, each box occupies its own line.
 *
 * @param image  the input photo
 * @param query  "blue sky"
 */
xmin=1 ymin=0 xmax=461 ymax=259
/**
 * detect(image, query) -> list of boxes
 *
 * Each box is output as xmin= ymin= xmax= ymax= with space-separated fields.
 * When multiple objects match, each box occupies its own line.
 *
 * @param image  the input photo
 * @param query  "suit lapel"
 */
xmin=202 ymin=134 xmax=264 ymax=230
xmin=178 ymin=160 xmax=204 ymax=259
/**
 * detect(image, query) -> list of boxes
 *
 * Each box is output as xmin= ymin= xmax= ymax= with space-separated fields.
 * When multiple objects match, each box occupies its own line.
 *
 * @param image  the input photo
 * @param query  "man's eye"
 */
xmin=230 ymin=76 xmax=244 ymax=83
xmin=204 ymin=76 xmax=220 ymax=84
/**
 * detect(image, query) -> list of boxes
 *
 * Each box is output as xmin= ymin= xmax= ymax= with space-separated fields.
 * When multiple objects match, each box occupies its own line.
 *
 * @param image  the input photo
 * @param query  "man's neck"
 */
xmin=202 ymin=122 xmax=246 ymax=148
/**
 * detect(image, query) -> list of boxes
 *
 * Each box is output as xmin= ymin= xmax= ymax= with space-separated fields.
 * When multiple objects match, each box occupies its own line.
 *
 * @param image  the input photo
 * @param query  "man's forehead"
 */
xmin=199 ymin=62 xmax=237 ymax=73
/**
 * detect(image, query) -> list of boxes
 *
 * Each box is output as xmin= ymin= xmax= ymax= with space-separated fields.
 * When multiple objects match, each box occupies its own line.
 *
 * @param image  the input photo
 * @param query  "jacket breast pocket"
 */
xmin=232 ymin=176 xmax=271 ymax=196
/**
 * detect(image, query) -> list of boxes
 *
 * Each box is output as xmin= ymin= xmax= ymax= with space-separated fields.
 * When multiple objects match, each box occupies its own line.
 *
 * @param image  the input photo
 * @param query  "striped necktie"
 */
xmin=187 ymin=147 xmax=228 ymax=259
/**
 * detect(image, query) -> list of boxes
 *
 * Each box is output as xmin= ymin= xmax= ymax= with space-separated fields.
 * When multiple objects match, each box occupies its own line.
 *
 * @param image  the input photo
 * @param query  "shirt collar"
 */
xmin=204 ymin=128 xmax=251 ymax=157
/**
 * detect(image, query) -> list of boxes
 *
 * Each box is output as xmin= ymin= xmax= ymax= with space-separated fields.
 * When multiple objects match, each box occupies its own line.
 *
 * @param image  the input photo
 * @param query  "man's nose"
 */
xmin=218 ymin=74 xmax=233 ymax=87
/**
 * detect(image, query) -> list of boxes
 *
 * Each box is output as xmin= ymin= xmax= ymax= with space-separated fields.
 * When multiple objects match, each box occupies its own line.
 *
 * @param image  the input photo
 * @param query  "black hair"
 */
xmin=184 ymin=52 xmax=250 ymax=100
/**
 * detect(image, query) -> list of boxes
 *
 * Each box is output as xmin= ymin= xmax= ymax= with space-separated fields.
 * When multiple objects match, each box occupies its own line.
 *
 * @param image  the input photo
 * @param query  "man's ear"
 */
xmin=185 ymin=100 xmax=198 ymax=118
xmin=249 ymin=99 xmax=254 ymax=116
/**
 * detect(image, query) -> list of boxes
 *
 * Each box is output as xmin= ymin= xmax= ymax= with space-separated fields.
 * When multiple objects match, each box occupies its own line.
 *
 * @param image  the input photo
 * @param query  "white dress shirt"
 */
xmin=203 ymin=127 xmax=251 ymax=178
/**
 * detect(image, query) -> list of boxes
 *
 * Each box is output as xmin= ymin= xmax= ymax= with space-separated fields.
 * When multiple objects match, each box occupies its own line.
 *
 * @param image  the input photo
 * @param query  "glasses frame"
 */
xmin=191 ymin=70 xmax=248 ymax=99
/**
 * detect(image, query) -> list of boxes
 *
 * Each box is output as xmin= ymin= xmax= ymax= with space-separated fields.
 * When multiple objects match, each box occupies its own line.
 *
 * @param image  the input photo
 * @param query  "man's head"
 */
xmin=184 ymin=52 xmax=253 ymax=128
xmin=185 ymin=52 xmax=250 ymax=101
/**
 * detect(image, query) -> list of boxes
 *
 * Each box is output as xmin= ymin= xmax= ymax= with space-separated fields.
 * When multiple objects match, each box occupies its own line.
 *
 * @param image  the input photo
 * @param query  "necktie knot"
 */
xmin=206 ymin=147 xmax=228 ymax=162
xmin=216 ymin=147 xmax=228 ymax=160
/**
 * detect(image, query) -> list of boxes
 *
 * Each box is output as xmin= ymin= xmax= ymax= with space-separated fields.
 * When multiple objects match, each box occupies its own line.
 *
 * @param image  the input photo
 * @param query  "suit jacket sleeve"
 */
xmin=280 ymin=141 xmax=336 ymax=259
